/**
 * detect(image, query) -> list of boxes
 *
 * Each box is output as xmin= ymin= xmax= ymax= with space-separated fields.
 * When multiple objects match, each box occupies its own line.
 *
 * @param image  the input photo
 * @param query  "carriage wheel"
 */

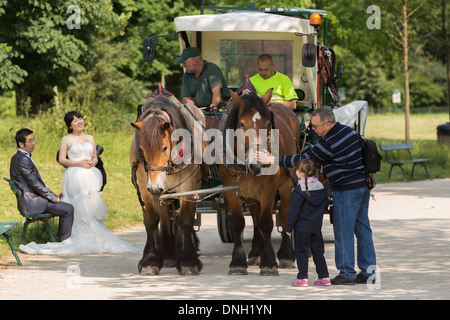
xmin=215 ymin=194 xmax=233 ymax=243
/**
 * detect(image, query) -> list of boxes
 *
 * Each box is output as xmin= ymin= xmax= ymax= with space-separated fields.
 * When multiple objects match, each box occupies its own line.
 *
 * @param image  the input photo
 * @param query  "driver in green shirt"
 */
xmin=177 ymin=47 xmax=230 ymax=112
xmin=250 ymin=54 xmax=298 ymax=110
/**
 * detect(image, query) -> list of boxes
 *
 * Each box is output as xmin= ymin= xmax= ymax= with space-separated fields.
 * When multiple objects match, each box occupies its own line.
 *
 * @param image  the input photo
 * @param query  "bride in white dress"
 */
xmin=19 ymin=111 xmax=138 ymax=255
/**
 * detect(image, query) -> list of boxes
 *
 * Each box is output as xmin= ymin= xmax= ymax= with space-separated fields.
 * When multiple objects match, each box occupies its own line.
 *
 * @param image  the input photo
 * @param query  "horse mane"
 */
xmin=142 ymin=86 xmax=181 ymax=110
xmin=139 ymin=96 xmax=188 ymax=158
xmin=226 ymin=93 xmax=274 ymax=130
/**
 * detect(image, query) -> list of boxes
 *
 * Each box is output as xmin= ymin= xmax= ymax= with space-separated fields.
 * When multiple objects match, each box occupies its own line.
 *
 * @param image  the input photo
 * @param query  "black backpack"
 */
xmin=361 ymin=137 xmax=382 ymax=189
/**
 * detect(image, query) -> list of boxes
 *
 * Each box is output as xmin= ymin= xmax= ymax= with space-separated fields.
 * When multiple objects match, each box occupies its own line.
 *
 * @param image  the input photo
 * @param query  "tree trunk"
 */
xmin=403 ymin=0 xmax=411 ymax=143
xmin=14 ymin=86 xmax=29 ymax=116
xmin=53 ymin=86 xmax=60 ymax=112
xmin=442 ymin=0 xmax=450 ymax=122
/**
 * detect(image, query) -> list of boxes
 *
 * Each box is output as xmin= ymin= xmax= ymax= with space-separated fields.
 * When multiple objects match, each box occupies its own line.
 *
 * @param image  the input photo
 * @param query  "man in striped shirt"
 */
xmin=256 ymin=107 xmax=376 ymax=285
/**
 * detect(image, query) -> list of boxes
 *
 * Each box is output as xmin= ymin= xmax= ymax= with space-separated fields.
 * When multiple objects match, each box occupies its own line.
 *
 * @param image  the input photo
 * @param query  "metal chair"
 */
xmin=3 ymin=177 xmax=56 ymax=242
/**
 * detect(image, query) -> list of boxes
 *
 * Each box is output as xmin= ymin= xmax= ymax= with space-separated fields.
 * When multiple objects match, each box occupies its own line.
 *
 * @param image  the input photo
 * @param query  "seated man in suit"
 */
xmin=10 ymin=128 xmax=74 ymax=242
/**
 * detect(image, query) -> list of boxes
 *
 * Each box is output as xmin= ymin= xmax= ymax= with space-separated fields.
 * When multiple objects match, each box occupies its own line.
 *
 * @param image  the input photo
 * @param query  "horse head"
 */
xmin=131 ymin=96 xmax=188 ymax=197
xmin=228 ymin=89 xmax=275 ymax=176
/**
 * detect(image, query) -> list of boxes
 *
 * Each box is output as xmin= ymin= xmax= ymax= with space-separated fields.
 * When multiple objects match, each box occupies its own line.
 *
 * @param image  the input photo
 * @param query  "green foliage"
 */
xmin=65 ymin=39 xmax=146 ymax=112
xmin=1 ymin=0 xmax=448 ymax=114
xmin=113 ymin=0 xmax=199 ymax=86
xmin=0 ymin=109 xmax=142 ymax=258
xmin=365 ymin=112 xmax=449 ymax=182
xmin=315 ymin=0 xmax=448 ymax=111
xmin=0 ymin=91 xmax=16 ymax=118
xmin=335 ymin=47 xmax=395 ymax=112
xmin=409 ymin=55 xmax=446 ymax=108
xmin=0 ymin=0 xmax=130 ymax=114
xmin=0 ymin=44 xmax=28 ymax=92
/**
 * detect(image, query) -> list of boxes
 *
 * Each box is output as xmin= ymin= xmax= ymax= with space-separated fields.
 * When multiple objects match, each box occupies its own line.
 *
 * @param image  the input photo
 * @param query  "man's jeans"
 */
xmin=333 ymin=186 xmax=376 ymax=279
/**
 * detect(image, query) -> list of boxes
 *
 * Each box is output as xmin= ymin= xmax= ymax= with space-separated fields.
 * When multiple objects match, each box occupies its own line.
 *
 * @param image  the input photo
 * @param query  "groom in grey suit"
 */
xmin=10 ymin=128 xmax=74 ymax=242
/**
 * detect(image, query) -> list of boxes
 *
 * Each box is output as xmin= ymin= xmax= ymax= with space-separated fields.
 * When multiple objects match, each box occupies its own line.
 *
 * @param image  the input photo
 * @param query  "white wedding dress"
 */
xmin=19 ymin=141 xmax=138 ymax=255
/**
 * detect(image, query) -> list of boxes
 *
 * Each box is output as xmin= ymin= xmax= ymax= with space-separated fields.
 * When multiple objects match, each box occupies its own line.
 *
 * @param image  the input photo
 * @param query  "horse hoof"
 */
xmin=228 ymin=268 xmax=248 ymax=275
xmin=259 ymin=267 xmax=279 ymax=276
xmin=164 ymin=260 xmax=176 ymax=268
xmin=179 ymin=266 xmax=200 ymax=276
xmin=278 ymin=259 xmax=295 ymax=269
xmin=247 ymin=256 xmax=261 ymax=266
xmin=140 ymin=266 xmax=160 ymax=276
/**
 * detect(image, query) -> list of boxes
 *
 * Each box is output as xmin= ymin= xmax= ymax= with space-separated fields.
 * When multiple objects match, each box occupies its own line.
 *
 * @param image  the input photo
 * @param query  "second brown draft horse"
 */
xmin=219 ymin=89 xmax=300 ymax=276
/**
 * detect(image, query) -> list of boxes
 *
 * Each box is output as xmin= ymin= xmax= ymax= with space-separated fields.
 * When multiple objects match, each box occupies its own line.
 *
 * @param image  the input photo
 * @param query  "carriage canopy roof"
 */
xmin=174 ymin=12 xmax=311 ymax=34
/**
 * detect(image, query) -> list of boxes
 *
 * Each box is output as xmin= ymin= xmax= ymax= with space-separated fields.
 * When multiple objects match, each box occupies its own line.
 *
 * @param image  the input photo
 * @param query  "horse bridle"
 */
xmin=135 ymin=112 xmax=186 ymax=174
xmin=225 ymin=114 xmax=273 ymax=173
xmin=243 ymin=120 xmax=273 ymax=153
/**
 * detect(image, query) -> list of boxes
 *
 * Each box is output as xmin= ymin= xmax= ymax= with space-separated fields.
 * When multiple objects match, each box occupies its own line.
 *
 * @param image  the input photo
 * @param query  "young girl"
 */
xmin=285 ymin=159 xmax=331 ymax=287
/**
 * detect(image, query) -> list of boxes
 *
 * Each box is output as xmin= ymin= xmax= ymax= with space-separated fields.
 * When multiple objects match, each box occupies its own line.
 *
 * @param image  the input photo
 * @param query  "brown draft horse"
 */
xmin=130 ymin=91 xmax=206 ymax=276
xmin=219 ymin=89 xmax=300 ymax=275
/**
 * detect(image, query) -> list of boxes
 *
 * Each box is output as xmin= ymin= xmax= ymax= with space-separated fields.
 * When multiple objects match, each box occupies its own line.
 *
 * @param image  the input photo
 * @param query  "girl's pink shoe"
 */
xmin=314 ymin=278 xmax=331 ymax=286
xmin=292 ymin=279 xmax=309 ymax=287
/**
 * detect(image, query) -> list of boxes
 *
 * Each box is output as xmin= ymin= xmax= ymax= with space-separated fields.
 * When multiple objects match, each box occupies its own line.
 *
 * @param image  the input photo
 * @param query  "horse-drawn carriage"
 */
xmin=132 ymin=4 xmax=368 ymax=276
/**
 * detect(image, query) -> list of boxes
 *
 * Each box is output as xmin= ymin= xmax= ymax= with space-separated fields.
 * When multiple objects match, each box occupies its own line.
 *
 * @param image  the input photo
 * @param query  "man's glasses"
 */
xmin=311 ymin=121 xmax=329 ymax=129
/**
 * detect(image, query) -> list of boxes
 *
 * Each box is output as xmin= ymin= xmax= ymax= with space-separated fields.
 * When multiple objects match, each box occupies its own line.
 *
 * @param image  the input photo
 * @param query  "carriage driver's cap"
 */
xmin=176 ymin=47 xmax=201 ymax=64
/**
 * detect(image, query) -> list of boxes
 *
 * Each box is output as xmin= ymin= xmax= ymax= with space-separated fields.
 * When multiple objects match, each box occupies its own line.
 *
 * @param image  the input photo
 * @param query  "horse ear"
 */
xmin=131 ymin=122 xmax=143 ymax=130
xmin=263 ymin=88 xmax=273 ymax=105
xmin=229 ymin=89 xmax=244 ymax=109
xmin=161 ymin=122 xmax=171 ymax=131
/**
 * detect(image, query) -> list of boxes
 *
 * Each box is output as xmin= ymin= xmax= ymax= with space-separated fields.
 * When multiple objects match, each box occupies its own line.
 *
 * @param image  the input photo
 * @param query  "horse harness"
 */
xmin=224 ymin=106 xmax=274 ymax=174
xmin=131 ymin=102 xmax=205 ymax=212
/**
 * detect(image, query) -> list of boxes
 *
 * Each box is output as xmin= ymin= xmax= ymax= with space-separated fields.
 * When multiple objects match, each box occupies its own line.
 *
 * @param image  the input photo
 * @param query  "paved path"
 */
xmin=1 ymin=179 xmax=449 ymax=300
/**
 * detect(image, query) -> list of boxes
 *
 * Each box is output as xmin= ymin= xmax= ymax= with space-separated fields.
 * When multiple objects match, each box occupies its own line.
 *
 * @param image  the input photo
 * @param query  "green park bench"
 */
xmin=0 ymin=221 xmax=22 ymax=266
xmin=379 ymin=143 xmax=432 ymax=182
xmin=3 ymin=177 xmax=57 ymax=242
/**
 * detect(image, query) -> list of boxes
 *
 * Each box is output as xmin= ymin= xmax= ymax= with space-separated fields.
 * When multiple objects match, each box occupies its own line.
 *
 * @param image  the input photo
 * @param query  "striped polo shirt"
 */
xmin=278 ymin=122 xmax=367 ymax=191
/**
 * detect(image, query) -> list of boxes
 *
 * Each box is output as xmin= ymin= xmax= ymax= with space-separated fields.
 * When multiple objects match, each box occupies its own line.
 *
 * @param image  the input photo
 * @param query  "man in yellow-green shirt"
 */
xmin=250 ymin=54 xmax=298 ymax=110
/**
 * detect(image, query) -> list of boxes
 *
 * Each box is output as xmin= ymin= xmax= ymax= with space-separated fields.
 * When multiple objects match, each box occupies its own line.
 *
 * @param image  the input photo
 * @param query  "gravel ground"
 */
xmin=1 ymin=179 xmax=449 ymax=301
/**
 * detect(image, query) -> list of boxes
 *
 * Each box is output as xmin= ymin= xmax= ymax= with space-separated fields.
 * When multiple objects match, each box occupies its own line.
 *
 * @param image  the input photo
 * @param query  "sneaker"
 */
xmin=314 ymin=277 xmax=331 ymax=286
xmin=292 ymin=279 xmax=309 ymax=287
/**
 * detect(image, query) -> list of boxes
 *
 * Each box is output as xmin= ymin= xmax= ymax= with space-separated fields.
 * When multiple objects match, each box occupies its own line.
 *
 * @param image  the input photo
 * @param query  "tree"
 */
xmin=113 ymin=0 xmax=202 ymax=90
xmin=310 ymin=0 xmax=398 ymax=112
xmin=0 ymin=0 xmax=128 ymax=115
xmin=442 ymin=0 xmax=450 ymax=120
xmin=0 ymin=44 xmax=28 ymax=92
xmin=66 ymin=39 xmax=145 ymax=112
xmin=426 ymin=0 xmax=450 ymax=120
xmin=383 ymin=0 xmax=427 ymax=143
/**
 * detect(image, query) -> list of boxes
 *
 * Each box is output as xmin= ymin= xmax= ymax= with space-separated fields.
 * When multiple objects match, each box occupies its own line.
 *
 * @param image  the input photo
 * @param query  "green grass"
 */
xmin=1 ymin=111 xmax=449 ymax=260
xmin=365 ymin=112 xmax=449 ymax=183
xmin=0 ymin=112 xmax=143 ymax=260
